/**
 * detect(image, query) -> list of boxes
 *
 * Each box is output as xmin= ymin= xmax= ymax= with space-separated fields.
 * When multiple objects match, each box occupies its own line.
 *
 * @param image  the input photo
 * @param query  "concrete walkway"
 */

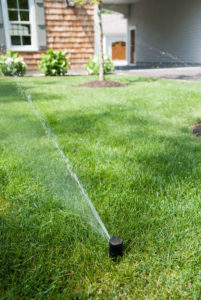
xmin=115 ymin=66 xmax=201 ymax=82
xmin=25 ymin=66 xmax=201 ymax=82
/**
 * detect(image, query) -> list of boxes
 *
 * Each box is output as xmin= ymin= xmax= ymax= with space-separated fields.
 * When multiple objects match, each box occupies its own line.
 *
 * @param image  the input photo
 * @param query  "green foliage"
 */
xmin=85 ymin=55 xmax=115 ymax=75
xmin=0 ymin=50 xmax=26 ymax=76
xmin=38 ymin=49 xmax=71 ymax=76
xmin=102 ymin=9 xmax=115 ymax=14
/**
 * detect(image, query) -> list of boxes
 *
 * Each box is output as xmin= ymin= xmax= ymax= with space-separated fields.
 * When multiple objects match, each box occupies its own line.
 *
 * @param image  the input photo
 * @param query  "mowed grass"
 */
xmin=1 ymin=75 xmax=201 ymax=299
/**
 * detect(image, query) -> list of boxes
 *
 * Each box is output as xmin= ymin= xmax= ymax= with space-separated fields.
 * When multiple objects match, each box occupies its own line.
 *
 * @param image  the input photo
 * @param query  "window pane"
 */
xmin=22 ymin=36 xmax=31 ymax=45
xmin=22 ymin=24 xmax=30 ymax=35
xmin=10 ymin=24 xmax=19 ymax=35
xmin=11 ymin=35 xmax=21 ymax=45
xmin=19 ymin=0 xmax=29 ymax=9
xmin=10 ymin=24 xmax=30 ymax=35
xmin=10 ymin=24 xmax=17 ymax=35
xmin=7 ymin=0 xmax=17 ymax=9
xmin=8 ymin=10 xmax=18 ymax=21
xmin=20 ymin=11 xmax=29 ymax=21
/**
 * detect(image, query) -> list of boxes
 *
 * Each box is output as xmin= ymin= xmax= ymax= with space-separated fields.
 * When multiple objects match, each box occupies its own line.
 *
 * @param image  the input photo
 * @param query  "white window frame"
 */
xmin=2 ymin=0 xmax=38 ymax=51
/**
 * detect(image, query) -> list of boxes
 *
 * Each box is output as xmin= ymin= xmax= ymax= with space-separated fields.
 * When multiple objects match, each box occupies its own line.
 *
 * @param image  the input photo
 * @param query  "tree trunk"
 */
xmin=97 ymin=2 xmax=104 ymax=81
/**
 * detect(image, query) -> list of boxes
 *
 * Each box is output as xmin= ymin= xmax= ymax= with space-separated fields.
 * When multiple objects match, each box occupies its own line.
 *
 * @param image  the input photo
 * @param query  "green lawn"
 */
xmin=1 ymin=75 xmax=201 ymax=299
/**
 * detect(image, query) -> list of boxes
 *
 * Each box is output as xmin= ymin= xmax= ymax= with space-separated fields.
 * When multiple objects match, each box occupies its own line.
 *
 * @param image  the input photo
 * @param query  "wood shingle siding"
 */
xmin=44 ymin=0 xmax=94 ymax=69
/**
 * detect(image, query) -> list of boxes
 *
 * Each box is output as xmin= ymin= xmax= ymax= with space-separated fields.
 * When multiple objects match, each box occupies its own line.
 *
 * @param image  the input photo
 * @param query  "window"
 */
xmin=2 ymin=0 xmax=38 ymax=51
xmin=8 ymin=0 xmax=31 ymax=46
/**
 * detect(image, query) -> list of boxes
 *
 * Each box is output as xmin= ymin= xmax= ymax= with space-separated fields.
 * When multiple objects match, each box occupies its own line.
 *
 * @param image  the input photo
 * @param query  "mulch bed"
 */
xmin=190 ymin=123 xmax=201 ymax=138
xmin=78 ymin=80 xmax=126 ymax=88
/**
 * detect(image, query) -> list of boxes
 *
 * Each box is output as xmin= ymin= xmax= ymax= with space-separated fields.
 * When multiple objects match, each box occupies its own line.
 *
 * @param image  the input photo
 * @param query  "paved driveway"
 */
xmin=115 ymin=66 xmax=201 ymax=82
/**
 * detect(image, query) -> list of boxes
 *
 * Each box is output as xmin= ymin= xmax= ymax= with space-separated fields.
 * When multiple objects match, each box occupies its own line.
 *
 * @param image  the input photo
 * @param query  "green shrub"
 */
xmin=85 ymin=54 xmax=115 ymax=75
xmin=0 ymin=50 xmax=26 ymax=76
xmin=38 ymin=49 xmax=71 ymax=76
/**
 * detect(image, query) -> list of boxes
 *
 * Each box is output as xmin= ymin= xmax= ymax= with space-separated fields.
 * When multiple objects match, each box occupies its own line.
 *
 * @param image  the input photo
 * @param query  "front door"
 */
xmin=112 ymin=41 xmax=126 ymax=60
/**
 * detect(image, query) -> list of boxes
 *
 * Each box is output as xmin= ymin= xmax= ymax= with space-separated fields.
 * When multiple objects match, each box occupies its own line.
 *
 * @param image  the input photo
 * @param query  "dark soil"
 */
xmin=78 ymin=80 xmax=126 ymax=88
xmin=190 ymin=123 xmax=201 ymax=138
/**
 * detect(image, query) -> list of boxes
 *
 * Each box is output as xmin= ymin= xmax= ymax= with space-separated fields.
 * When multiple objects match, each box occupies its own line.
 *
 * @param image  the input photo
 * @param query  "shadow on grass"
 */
xmin=24 ymin=96 xmax=201 ymax=190
xmin=0 ymin=80 xmax=27 ymax=104
xmin=0 ymin=111 xmax=46 ymax=142
xmin=119 ymin=76 xmax=159 ymax=85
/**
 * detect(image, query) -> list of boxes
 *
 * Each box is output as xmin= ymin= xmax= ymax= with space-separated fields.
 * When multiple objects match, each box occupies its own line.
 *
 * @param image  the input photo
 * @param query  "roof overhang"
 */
xmin=102 ymin=0 xmax=142 ymax=17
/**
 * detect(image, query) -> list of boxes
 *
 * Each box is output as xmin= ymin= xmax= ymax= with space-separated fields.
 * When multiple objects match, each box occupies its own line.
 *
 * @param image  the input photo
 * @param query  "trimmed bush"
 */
xmin=0 ymin=50 xmax=26 ymax=76
xmin=85 ymin=54 xmax=115 ymax=75
xmin=38 ymin=49 xmax=71 ymax=76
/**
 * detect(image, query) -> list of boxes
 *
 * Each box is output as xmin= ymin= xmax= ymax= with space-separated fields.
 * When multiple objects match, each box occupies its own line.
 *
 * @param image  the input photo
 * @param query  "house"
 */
xmin=1 ymin=0 xmax=201 ymax=70
xmin=102 ymin=12 xmax=127 ymax=66
xmin=102 ymin=0 xmax=201 ymax=67
xmin=0 ymin=0 xmax=95 ymax=69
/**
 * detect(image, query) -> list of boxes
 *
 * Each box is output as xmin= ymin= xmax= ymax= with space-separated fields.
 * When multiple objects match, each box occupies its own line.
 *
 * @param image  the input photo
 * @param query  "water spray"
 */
xmin=14 ymin=78 xmax=111 ymax=237
xmin=14 ymin=78 xmax=125 ymax=261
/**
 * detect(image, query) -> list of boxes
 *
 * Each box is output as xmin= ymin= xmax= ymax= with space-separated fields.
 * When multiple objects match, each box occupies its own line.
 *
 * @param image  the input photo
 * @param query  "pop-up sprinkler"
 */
xmin=109 ymin=237 xmax=123 ymax=259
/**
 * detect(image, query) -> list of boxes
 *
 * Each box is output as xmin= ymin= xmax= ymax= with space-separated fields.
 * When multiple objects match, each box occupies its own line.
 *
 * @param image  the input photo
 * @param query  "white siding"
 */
xmin=129 ymin=0 xmax=201 ymax=65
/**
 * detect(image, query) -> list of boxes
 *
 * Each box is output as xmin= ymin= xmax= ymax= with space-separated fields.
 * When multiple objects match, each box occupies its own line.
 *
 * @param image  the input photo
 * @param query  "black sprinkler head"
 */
xmin=109 ymin=237 xmax=123 ymax=259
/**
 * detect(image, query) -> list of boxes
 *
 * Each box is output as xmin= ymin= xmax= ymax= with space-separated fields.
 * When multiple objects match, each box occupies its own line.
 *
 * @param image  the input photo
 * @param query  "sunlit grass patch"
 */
xmin=1 ymin=75 xmax=201 ymax=298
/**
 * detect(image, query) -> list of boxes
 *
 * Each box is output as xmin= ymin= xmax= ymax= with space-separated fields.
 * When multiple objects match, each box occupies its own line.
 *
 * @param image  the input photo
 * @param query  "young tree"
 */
xmin=74 ymin=0 xmax=105 ymax=81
